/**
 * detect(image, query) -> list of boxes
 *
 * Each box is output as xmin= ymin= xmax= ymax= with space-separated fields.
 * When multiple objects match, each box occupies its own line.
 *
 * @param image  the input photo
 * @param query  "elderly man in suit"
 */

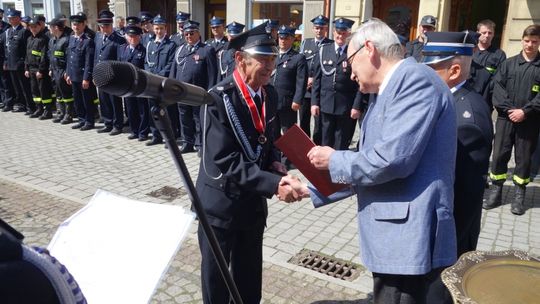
xmin=306 ymin=19 xmax=457 ymax=303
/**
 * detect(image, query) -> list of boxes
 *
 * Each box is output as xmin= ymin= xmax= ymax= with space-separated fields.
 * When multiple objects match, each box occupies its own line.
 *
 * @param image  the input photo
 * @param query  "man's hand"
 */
xmin=36 ymin=71 xmax=43 ymax=79
xmin=307 ymin=145 xmax=335 ymax=170
xmin=508 ymin=109 xmax=525 ymax=123
xmin=24 ymin=71 xmax=30 ymax=78
xmin=49 ymin=70 xmax=52 ymax=77
xmin=271 ymin=161 xmax=287 ymax=176
xmin=350 ymin=108 xmax=362 ymax=120
xmin=306 ymin=77 xmax=313 ymax=89
xmin=82 ymin=80 xmax=90 ymax=89
xmin=65 ymin=75 xmax=72 ymax=85
xmin=281 ymin=175 xmax=309 ymax=198
xmin=276 ymin=182 xmax=298 ymax=203
xmin=291 ymin=102 xmax=301 ymax=111
xmin=311 ymin=105 xmax=320 ymax=117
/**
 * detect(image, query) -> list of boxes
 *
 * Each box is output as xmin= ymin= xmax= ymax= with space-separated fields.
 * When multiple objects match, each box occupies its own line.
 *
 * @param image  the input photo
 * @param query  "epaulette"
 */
xmin=211 ymin=81 xmax=235 ymax=94
xmin=319 ymin=42 xmax=333 ymax=47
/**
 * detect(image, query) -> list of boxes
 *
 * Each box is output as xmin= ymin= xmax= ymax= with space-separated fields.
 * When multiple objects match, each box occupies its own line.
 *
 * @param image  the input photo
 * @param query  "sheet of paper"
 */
xmin=48 ymin=189 xmax=195 ymax=304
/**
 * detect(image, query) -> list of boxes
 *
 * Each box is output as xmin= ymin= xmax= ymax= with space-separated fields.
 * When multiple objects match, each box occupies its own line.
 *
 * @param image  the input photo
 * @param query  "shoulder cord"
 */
xmin=22 ymin=245 xmax=87 ymax=304
xmin=174 ymin=44 xmax=187 ymax=65
xmin=319 ymin=45 xmax=337 ymax=76
xmin=218 ymin=50 xmax=228 ymax=76
xmin=144 ymin=41 xmax=153 ymax=66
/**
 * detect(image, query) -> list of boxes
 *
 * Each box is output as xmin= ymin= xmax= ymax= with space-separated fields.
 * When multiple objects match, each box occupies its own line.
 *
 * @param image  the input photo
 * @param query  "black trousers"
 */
xmin=0 ymin=69 xmax=13 ymax=107
xmin=29 ymin=72 xmax=53 ymax=105
xmin=491 ymin=117 xmax=540 ymax=185
xmin=321 ymin=111 xmax=355 ymax=150
xmin=8 ymin=70 xmax=33 ymax=111
xmin=299 ymin=97 xmax=312 ymax=137
xmin=72 ymin=81 xmax=96 ymax=126
xmin=373 ymin=267 xmax=452 ymax=304
xmin=125 ymin=96 xmax=149 ymax=137
xmin=198 ymin=222 xmax=264 ymax=304
xmin=98 ymin=90 xmax=124 ymax=129
xmin=52 ymin=71 xmax=73 ymax=103
xmin=277 ymin=107 xmax=298 ymax=134
xmin=179 ymin=104 xmax=201 ymax=147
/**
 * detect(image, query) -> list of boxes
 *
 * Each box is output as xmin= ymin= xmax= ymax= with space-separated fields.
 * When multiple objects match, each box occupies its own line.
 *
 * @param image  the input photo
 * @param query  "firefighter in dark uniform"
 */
xmin=118 ymin=25 xmax=149 ymax=141
xmin=311 ymin=18 xmax=363 ymax=150
xmin=144 ymin=14 xmax=177 ymax=146
xmin=125 ymin=16 xmax=141 ymax=27
xmin=197 ymin=22 xmax=299 ymax=304
xmin=0 ymin=8 xmax=11 ymax=110
xmin=484 ymin=24 xmax=540 ymax=216
xmin=24 ymin=15 xmax=53 ymax=120
xmin=171 ymin=11 xmax=190 ymax=47
xmin=140 ymin=11 xmax=154 ymax=46
xmin=217 ymin=22 xmax=244 ymax=82
xmin=205 ymin=16 xmax=227 ymax=53
xmin=48 ymin=17 xmax=74 ymax=124
xmin=265 ymin=19 xmax=279 ymax=41
xmin=422 ymin=31 xmax=493 ymax=257
xmin=94 ymin=10 xmax=127 ymax=135
xmin=170 ymin=20 xmax=217 ymax=153
xmin=66 ymin=13 xmax=97 ymax=131
xmin=272 ymin=25 xmax=307 ymax=135
xmin=3 ymin=9 xmax=33 ymax=113
xmin=299 ymin=15 xmax=332 ymax=144
xmin=405 ymin=15 xmax=437 ymax=62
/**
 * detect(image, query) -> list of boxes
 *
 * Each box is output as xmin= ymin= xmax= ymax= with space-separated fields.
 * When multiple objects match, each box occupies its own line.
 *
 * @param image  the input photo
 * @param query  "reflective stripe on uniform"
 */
xmin=486 ymin=66 xmax=496 ymax=74
xmin=512 ymin=175 xmax=530 ymax=185
xmin=42 ymin=98 xmax=53 ymax=104
xmin=93 ymin=99 xmax=100 ymax=104
xmin=53 ymin=51 xmax=64 ymax=57
xmin=489 ymin=172 xmax=507 ymax=181
xmin=533 ymin=85 xmax=539 ymax=93
xmin=63 ymin=97 xmax=74 ymax=103
xmin=31 ymin=50 xmax=42 ymax=56
xmin=33 ymin=97 xmax=42 ymax=102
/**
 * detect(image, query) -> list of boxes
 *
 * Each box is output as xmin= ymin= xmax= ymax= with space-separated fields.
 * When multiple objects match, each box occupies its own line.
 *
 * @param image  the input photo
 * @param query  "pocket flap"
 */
xmin=371 ymin=202 xmax=410 ymax=220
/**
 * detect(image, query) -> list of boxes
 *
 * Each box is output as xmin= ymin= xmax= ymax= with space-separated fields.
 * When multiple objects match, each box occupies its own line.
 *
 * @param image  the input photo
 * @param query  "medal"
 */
xmin=258 ymin=135 xmax=267 ymax=144
xmin=283 ymin=61 xmax=288 ymax=68
xmin=193 ymin=54 xmax=200 ymax=61
xmin=342 ymin=61 xmax=347 ymax=72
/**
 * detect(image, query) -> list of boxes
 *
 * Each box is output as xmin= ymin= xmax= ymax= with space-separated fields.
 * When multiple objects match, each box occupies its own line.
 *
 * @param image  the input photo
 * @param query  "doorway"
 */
xmin=141 ymin=0 xmax=177 ymax=35
xmin=373 ymin=0 xmax=420 ymax=42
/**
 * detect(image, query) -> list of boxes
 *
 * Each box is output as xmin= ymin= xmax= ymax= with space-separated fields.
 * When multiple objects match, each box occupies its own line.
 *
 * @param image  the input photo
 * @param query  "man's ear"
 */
xmin=449 ymin=63 xmax=462 ymax=81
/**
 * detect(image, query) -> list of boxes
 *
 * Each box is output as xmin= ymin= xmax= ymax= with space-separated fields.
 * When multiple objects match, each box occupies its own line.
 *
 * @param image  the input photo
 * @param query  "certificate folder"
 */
xmin=275 ymin=124 xmax=348 ymax=196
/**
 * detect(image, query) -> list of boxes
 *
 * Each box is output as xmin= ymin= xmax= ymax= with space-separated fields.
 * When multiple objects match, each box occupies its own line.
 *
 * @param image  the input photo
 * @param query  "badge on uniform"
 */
xmin=306 ymin=50 xmax=312 ymax=54
xmin=328 ymin=60 xmax=333 ymax=65
xmin=463 ymin=110 xmax=471 ymax=119
xmin=193 ymin=54 xmax=200 ymax=62
xmin=342 ymin=61 xmax=347 ymax=72
xmin=283 ymin=61 xmax=288 ymax=68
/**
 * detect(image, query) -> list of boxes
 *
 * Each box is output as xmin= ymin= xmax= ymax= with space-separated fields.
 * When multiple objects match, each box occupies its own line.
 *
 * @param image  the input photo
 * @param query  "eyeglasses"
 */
xmin=184 ymin=31 xmax=197 ymax=36
xmin=346 ymin=43 xmax=365 ymax=65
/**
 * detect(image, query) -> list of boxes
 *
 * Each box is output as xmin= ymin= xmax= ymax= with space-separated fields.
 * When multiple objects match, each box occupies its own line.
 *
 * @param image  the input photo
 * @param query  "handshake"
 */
xmin=276 ymin=174 xmax=309 ymax=203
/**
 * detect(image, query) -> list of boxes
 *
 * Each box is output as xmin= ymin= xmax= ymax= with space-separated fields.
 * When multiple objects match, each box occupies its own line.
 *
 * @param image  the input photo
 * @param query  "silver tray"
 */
xmin=441 ymin=250 xmax=540 ymax=304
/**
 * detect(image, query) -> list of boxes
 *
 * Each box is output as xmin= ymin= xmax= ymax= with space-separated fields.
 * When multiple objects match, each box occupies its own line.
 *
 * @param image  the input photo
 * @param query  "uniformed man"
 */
xmin=25 ymin=15 xmax=53 ymax=120
xmin=405 ymin=15 xmax=437 ymax=62
xmin=265 ymin=19 xmax=279 ymax=40
xmin=311 ymin=17 xmax=363 ymax=150
xmin=144 ymin=14 xmax=177 ymax=146
xmin=299 ymin=15 xmax=332 ymax=143
xmin=125 ymin=16 xmax=141 ymax=27
xmin=0 ymin=9 xmax=9 ymax=33
xmin=140 ymin=11 xmax=154 ymax=46
xmin=3 ymin=9 xmax=33 ymax=113
xmin=217 ymin=21 xmax=244 ymax=81
xmin=171 ymin=11 xmax=190 ymax=47
xmin=197 ymin=21 xmax=300 ymax=304
xmin=205 ymin=16 xmax=227 ymax=53
xmin=272 ymin=25 xmax=307 ymax=135
xmin=94 ymin=10 xmax=127 ymax=135
xmin=118 ymin=25 xmax=149 ymax=141
xmin=469 ymin=19 xmax=507 ymax=109
xmin=0 ymin=8 xmax=12 ymax=111
xmin=66 ymin=13 xmax=97 ymax=131
xmin=422 ymin=31 xmax=493 ymax=257
xmin=484 ymin=24 xmax=540 ymax=216
xmin=170 ymin=20 xmax=217 ymax=153
xmin=21 ymin=16 xmax=30 ymax=29
xmin=48 ymin=17 xmax=74 ymax=124
xmin=114 ymin=16 xmax=125 ymax=35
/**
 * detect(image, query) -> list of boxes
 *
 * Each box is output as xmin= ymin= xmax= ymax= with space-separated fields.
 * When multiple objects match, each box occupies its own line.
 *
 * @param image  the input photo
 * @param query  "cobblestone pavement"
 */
xmin=1 ymin=110 xmax=539 ymax=303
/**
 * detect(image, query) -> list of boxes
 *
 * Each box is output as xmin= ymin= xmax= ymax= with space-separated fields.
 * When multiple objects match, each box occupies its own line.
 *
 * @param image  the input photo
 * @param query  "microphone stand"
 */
xmin=150 ymin=105 xmax=244 ymax=304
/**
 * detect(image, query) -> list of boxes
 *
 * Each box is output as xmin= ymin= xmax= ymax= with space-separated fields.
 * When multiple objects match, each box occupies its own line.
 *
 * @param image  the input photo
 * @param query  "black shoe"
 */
xmin=12 ymin=107 xmax=26 ymax=113
xmin=179 ymin=144 xmax=195 ymax=154
xmin=145 ymin=138 xmax=163 ymax=146
xmin=138 ymin=135 xmax=149 ymax=142
xmin=109 ymin=128 xmax=122 ymax=136
xmin=127 ymin=134 xmax=138 ymax=140
xmin=71 ymin=122 xmax=84 ymax=129
xmin=80 ymin=124 xmax=95 ymax=131
xmin=1 ymin=106 xmax=13 ymax=112
xmin=97 ymin=126 xmax=113 ymax=133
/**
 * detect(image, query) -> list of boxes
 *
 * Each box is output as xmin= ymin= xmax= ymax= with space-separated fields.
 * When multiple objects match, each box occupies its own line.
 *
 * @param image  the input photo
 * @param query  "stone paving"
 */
xmin=1 ymin=110 xmax=539 ymax=303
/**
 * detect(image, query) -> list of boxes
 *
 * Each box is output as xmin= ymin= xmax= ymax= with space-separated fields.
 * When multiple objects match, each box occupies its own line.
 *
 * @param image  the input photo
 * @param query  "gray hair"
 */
xmin=351 ymin=18 xmax=403 ymax=60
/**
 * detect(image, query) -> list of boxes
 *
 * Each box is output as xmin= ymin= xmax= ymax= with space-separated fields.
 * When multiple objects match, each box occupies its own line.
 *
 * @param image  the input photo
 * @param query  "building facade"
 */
xmin=1 ymin=0 xmax=537 ymax=56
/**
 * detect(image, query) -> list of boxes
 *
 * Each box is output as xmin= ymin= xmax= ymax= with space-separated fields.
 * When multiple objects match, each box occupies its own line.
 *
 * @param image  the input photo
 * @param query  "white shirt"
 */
xmin=378 ymin=59 xmax=405 ymax=95
xmin=450 ymin=80 xmax=467 ymax=93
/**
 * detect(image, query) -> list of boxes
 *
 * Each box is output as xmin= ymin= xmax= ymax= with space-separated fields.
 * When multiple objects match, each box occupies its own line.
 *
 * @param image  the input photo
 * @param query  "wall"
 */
xmin=501 ymin=0 xmax=540 ymax=56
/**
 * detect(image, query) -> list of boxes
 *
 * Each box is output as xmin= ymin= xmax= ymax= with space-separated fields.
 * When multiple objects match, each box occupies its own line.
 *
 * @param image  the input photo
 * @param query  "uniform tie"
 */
xmin=103 ymin=35 xmax=108 ymax=43
xmin=253 ymin=94 xmax=262 ymax=113
xmin=336 ymin=47 xmax=342 ymax=58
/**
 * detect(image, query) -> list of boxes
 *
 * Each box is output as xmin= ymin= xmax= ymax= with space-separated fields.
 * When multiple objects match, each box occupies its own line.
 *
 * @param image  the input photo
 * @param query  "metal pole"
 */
xmin=150 ymin=105 xmax=244 ymax=304
xmin=329 ymin=0 xmax=336 ymax=39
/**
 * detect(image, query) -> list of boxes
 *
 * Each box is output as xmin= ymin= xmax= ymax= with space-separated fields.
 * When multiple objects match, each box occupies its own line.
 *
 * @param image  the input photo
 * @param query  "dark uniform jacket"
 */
xmin=473 ymin=46 xmax=506 ymax=75
xmin=144 ymin=35 xmax=176 ymax=77
xmin=4 ymin=24 xmax=30 ymax=71
xmin=94 ymin=31 xmax=126 ymax=65
xmin=272 ymin=48 xmax=307 ymax=109
xmin=205 ymin=36 xmax=227 ymax=54
xmin=453 ymin=82 xmax=493 ymax=254
xmin=0 ymin=21 xmax=10 ymax=34
xmin=493 ymin=52 xmax=540 ymax=119
xmin=25 ymin=29 xmax=49 ymax=73
xmin=470 ymin=46 xmax=506 ymax=107
xmin=196 ymin=76 xmax=282 ymax=229
xmin=405 ymin=38 xmax=424 ymax=62
xmin=66 ymin=33 xmax=95 ymax=82
xmin=311 ymin=43 xmax=363 ymax=115
xmin=48 ymin=30 xmax=70 ymax=78
xmin=300 ymin=37 xmax=332 ymax=99
xmin=117 ymin=43 xmax=145 ymax=68
xmin=169 ymin=41 xmax=217 ymax=90
xmin=217 ymin=43 xmax=235 ymax=81
xmin=170 ymin=32 xmax=184 ymax=47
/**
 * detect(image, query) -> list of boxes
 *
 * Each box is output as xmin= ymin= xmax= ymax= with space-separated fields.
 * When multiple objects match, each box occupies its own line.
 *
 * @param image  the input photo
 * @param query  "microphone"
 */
xmin=93 ymin=61 xmax=214 ymax=107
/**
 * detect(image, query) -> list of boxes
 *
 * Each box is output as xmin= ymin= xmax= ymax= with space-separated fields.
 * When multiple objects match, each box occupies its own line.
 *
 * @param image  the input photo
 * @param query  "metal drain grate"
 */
xmin=289 ymin=249 xmax=361 ymax=281
xmin=146 ymin=186 xmax=186 ymax=202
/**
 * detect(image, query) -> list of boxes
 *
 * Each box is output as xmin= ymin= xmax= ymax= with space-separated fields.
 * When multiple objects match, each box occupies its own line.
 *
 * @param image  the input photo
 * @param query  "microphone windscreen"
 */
xmin=94 ymin=61 xmax=139 ymax=96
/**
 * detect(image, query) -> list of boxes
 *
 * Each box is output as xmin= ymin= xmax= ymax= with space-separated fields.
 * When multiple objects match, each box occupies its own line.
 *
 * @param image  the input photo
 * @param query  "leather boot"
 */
xmin=52 ymin=103 xmax=65 ymax=123
xmin=29 ymin=103 xmax=43 ymax=118
xmin=511 ymin=186 xmax=526 ymax=215
xmin=39 ymin=103 xmax=53 ymax=120
xmin=61 ymin=103 xmax=74 ymax=124
xmin=483 ymin=183 xmax=503 ymax=210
